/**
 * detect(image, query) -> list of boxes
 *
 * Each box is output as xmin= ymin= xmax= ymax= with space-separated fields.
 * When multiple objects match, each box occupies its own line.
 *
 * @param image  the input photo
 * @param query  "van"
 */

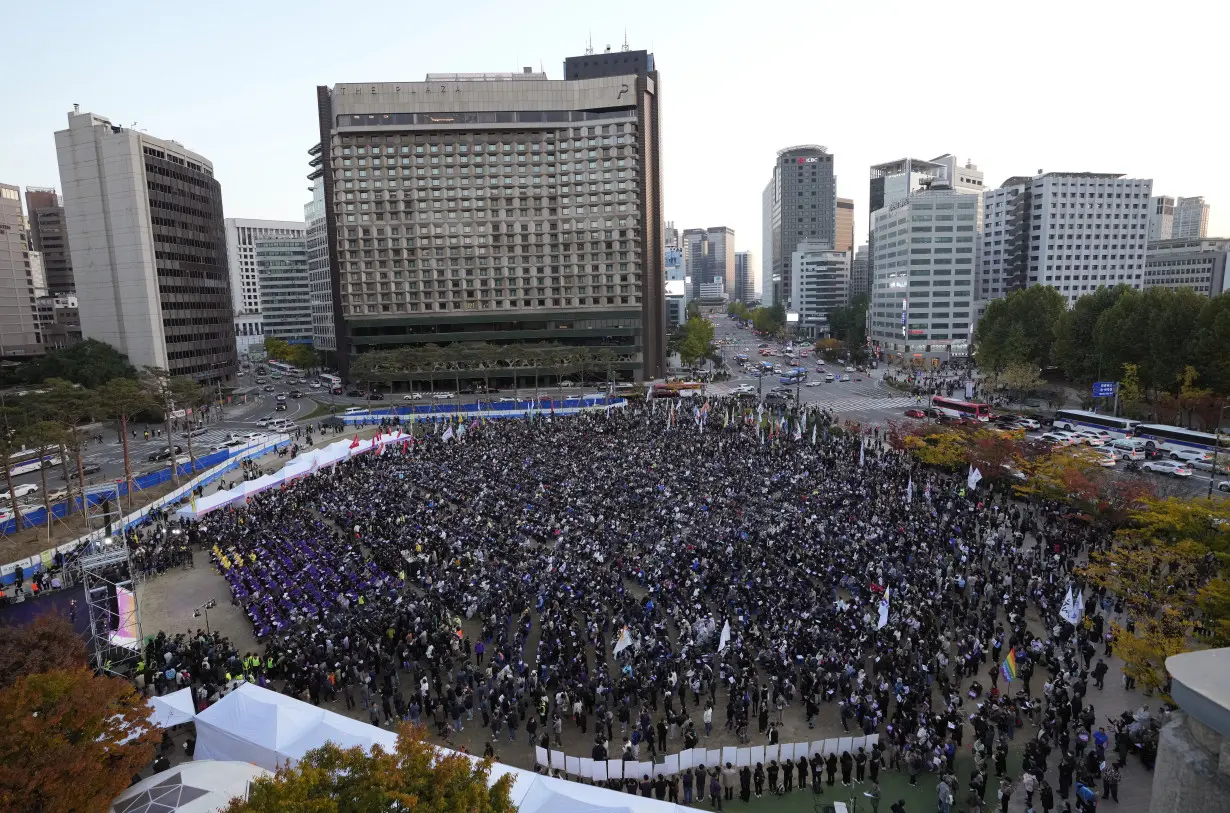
xmin=1109 ymin=438 xmax=1146 ymax=460
xmin=343 ymin=407 xmax=366 ymax=416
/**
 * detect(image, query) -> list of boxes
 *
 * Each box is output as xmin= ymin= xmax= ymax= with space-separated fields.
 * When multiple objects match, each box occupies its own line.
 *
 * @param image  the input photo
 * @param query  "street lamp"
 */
xmin=1207 ymin=404 xmax=1228 ymax=500
xmin=193 ymin=598 xmax=218 ymax=635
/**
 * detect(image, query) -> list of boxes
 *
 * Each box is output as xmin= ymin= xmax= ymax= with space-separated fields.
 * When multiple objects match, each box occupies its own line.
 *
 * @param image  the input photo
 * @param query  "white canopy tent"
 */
xmin=148 ymin=688 xmax=196 ymax=729
xmin=193 ymin=682 xmax=325 ymax=770
xmin=110 ymin=760 xmax=270 ymax=813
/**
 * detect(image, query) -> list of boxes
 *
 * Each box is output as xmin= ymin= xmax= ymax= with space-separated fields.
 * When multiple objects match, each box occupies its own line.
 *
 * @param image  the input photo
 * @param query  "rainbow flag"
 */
xmin=1001 ymin=648 xmax=1018 ymax=683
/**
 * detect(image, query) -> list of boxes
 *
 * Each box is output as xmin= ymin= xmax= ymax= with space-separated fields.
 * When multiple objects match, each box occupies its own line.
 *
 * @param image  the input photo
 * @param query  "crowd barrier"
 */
xmin=533 ymin=733 xmax=881 ymax=782
xmin=336 ymin=395 xmax=628 ymax=424
xmin=0 ymin=434 xmax=291 ymax=587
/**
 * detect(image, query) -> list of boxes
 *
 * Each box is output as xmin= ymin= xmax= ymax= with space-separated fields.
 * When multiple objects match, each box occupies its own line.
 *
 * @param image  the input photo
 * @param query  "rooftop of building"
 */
xmin=425 ymin=69 xmax=547 ymax=82
xmin=777 ymin=145 xmax=828 ymax=157
xmin=1167 ymin=647 xmax=1230 ymax=740
xmin=1146 ymin=237 xmax=1230 ymax=251
xmin=1001 ymin=171 xmax=1128 ymax=187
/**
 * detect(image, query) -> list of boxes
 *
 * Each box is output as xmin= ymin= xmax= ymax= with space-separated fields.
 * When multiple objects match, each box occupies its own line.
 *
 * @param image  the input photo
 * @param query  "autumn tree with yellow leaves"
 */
xmin=224 ymin=723 xmax=515 ymax=813
xmin=1082 ymin=497 xmax=1230 ymax=696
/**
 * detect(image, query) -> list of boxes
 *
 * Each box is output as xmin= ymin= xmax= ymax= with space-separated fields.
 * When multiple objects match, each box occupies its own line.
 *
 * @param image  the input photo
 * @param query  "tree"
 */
xmin=727 ymin=301 xmax=751 ymax=322
xmin=751 ymin=304 xmax=786 ymax=336
xmin=41 ymin=379 xmax=96 ymax=518
xmin=973 ymin=286 xmax=1065 ymax=372
xmin=685 ymin=300 xmax=701 ymax=321
xmin=23 ymin=421 xmax=67 ymax=538
xmin=2 ymin=339 xmax=137 ymax=389
xmin=0 ymin=614 xmax=88 ymax=689
xmin=997 ymin=361 xmax=1045 ymax=402
xmin=1052 ymin=286 xmax=1130 ymax=386
xmin=224 ymin=723 xmax=514 ymax=813
xmin=896 ymin=424 xmax=973 ymax=470
xmin=1014 ymin=446 xmax=1101 ymax=504
xmin=98 ymin=378 xmax=155 ymax=495
xmin=0 ymin=667 xmax=159 ymax=813
xmin=827 ymin=294 xmax=869 ymax=352
xmin=1082 ymin=497 xmax=1230 ymax=695
xmin=678 ymin=316 xmax=715 ymax=369
xmin=169 ymin=376 xmax=210 ymax=469
xmin=1171 ymin=365 xmax=1214 ymax=429
xmin=1118 ymin=363 xmax=1146 ymax=419
xmin=1190 ymin=293 xmax=1230 ymax=395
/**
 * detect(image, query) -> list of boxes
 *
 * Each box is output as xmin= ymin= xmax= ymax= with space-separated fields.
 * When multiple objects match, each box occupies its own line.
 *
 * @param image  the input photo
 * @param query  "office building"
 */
xmin=665 ymin=280 xmax=686 ymax=329
xmin=33 ymin=294 xmax=82 ymax=350
xmin=55 ymin=109 xmax=237 ymax=382
xmin=733 ymin=250 xmax=756 ymax=304
xmin=225 ymin=218 xmax=305 ymax=355
xmin=0 ymin=183 xmax=42 ymax=357
xmin=1144 ymin=238 xmax=1230 ymax=295
xmin=792 ymin=239 xmax=849 ymax=338
xmin=313 ymin=49 xmax=665 ymax=383
xmin=255 ymin=236 xmax=313 ymax=343
xmin=24 ymin=187 xmax=74 ymax=294
xmin=1149 ymin=195 xmax=1175 ymax=241
xmin=1173 ymin=196 xmax=1210 ymax=239
xmin=681 ymin=226 xmax=734 ymax=301
xmin=761 ymin=179 xmax=777 ymax=307
xmin=870 ymin=178 xmax=978 ymax=361
xmin=762 ymin=145 xmax=836 ymax=312
xmin=697 ymin=280 xmax=728 ymax=303
xmin=304 ymin=174 xmax=336 ymax=361
xmin=836 ymin=197 xmax=855 ymax=254
xmin=981 ymin=172 xmax=1152 ymax=305
xmin=849 ymin=244 xmax=870 ymax=299
xmin=29 ymin=250 xmax=48 ymax=297
xmin=664 ymin=220 xmax=679 ymax=250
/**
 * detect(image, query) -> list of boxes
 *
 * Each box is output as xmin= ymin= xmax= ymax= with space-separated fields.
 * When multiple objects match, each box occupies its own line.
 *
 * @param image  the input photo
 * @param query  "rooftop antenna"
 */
xmin=585 ymin=33 xmax=593 ymax=55
xmin=622 ymin=29 xmax=630 ymax=51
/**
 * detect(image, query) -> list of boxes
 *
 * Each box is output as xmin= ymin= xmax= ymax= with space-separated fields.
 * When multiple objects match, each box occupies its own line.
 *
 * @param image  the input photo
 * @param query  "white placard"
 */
xmin=810 ymin=740 xmax=827 ymax=759
xmin=736 ymin=747 xmax=751 ymax=767
xmin=607 ymin=759 xmax=624 ymax=780
xmin=679 ymin=750 xmax=694 ymax=770
xmin=565 ymin=756 xmax=581 ymax=776
xmin=763 ymin=743 xmax=778 ymax=764
xmin=721 ymin=746 xmax=737 ymax=766
xmin=636 ymin=761 xmax=653 ymax=780
xmin=593 ymin=761 xmax=608 ymax=781
xmin=866 ymin=732 xmax=880 ymax=748
xmin=706 ymin=748 xmax=721 ymax=768
xmin=664 ymin=755 xmax=679 ymax=775
xmin=580 ymin=757 xmax=594 ymax=779
xmin=837 ymin=736 xmax=853 ymax=754
xmin=749 ymin=745 xmax=765 ymax=766
xmin=550 ymin=750 xmax=566 ymax=770
xmin=778 ymin=742 xmax=795 ymax=761
xmin=535 ymin=746 xmax=549 ymax=766
xmin=851 ymin=735 xmax=866 ymax=752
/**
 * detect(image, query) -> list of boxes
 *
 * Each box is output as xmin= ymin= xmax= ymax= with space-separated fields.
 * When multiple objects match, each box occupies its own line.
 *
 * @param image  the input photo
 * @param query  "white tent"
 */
xmin=148 ymin=688 xmax=196 ymax=729
xmin=516 ymin=776 xmax=635 ymax=813
xmin=110 ymin=760 xmax=270 ymax=813
xmin=278 ymin=715 xmax=398 ymax=764
xmin=193 ymin=682 xmax=325 ymax=770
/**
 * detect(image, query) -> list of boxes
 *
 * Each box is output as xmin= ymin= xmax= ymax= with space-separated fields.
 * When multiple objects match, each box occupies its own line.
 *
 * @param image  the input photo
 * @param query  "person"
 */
xmin=890 ymin=799 xmax=906 ymax=813
xmin=722 ymin=762 xmax=736 ymax=801
xmin=1092 ymin=658 xmax=1109 ymax=690
xmin=998 ymin=778 xmax=1013 ymax=813
xmin=937 ymin=776 xmax=953 ymax=813
xmin=708 ymin=768 xmax=721 ymax=809
xmin=867 ymin=781 xmax=881 ymax=813
xmin=739 ymin=765 xmax=751 ymax=803
xmin=753 ymin=762 xmax=764 ymax=798
xmin=767 ymin=760 xmax=779 ymax=795
xmin=1100 ymin=762 xmax=1120 ymax=802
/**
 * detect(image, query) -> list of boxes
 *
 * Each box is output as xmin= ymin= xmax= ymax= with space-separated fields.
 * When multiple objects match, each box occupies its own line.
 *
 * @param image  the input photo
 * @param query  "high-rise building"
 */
xmin=870 ymin=179 xmax=979 ymax=362
xmin=256 ymin=236 xmax=313 ymax=343
xmin=681 ymin=227 xmax=734 ymax=300
xmin=849 ymin=244 xmax=870 ymax=299
xmin=1144 ymin=238 xmax=1230 ymax=296
xmin=981 ymin=172 xmax=1152 ymax=306
xmin=791 ymin=239 xmax=848 ymax=338
xmin=733 ymin=250 xmax=756 ymax=304
xmin=1149 ymin=195 xmax=1175 ymax=241
xmin=224 ymin=218 xmax=306 ymax=355
xmin=763 ymin=146 xmax=836 ymax=314
xmin=55 ymin=109 xmax=236 ymax=382
xmin=836 ymin=197 xmax=855 ymax=254
xmin=0 ymin=183 xmax=42 ymax=357
xmin=304 ymin=174 xmax=336 ymax=361
xmin=664 ymin=220 xmax=679 ymax=250
xmin=313 ymin=50 xmax=665 ymax=383
xmin=24 ymin=187 xmax=74 ymax=294
xmin=1173 ymin=196 xmax=1210 ymax=239
xmin=33 ymin=294 xmax=81 ymax=350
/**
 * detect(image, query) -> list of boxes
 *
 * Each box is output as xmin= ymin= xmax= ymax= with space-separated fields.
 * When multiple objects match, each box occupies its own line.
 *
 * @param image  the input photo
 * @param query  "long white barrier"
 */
xmin=0 ymin=434 xmax=291 ymax=585
xmin=533 ymin=733 xmax=880 ymax=782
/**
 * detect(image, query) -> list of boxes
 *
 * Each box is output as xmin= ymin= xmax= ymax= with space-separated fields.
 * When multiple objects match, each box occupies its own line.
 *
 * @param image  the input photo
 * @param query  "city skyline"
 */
xmin=4 ymin=0 xmax=1228 ymax=271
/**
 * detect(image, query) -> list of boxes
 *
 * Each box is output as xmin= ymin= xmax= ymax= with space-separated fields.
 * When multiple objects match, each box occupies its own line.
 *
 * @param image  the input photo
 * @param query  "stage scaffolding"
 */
xmin=79 ymin=544 xmax=143 ymax=676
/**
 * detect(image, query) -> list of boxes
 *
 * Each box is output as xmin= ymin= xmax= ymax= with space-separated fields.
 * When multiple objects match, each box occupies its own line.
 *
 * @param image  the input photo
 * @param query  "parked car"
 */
xmin=1217 ymin=481 xmax=1230 ymax=493
xmin=0 ymin=483 xmax=40 ymax=501
xmin=147 ymin=445 xmax=184 ymax=461
xmin=1141 ymin=460 xmax=1194 ymax=477
xmin=1038 ymin=432 xmax=1074 ymax=447
xmin=559 ymin=381 xmax=577 ymax=388
xmin=1169 ymin=448 xmax=1212 ymax=464
xmin=402 ymin=393 xmax=424 ymax=401
xmin=1014 ymin=417 xmax=1041 ymax=430
xmin=62 ymin=462 xmax=102 ymax=478
xmin=432 ymin=392 xmax=456 ymax=400
xmin=345 ymin=389 xmax=363 ymax=398
xmin=904 ymin=408 xmax=927 ymax=419
xmin=1092 ymin=449 xmax=1118 ymax=467
xmin=1072 ymin=430 xmax=1107 ymax=446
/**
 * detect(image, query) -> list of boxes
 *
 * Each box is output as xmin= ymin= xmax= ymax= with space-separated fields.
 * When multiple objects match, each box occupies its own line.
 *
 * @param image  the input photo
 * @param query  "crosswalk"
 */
xmin=699 ymin=382 xmax=920 ymax=415
xmin=89 ymin=430 xmax=237 ymax=465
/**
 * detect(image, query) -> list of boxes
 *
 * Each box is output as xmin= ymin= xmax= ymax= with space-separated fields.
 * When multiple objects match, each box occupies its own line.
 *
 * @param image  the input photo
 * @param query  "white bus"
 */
xmin=1051 ymin=409 xmax=1140 ymax=439
xmin=7 ymin=449 xmax=62 ymax=477
xmin=1133 ymin=424 xmax=1230 ymax=455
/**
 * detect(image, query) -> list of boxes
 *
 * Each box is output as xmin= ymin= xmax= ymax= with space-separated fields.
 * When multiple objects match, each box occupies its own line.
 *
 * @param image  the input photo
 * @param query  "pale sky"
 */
xmin=7 ymin=0 xmax=1229 ymax=288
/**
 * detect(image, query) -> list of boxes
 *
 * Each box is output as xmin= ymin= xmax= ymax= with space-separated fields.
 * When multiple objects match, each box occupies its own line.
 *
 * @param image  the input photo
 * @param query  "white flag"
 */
xmin=906 ymin=476 xmax=914 ymax=504
xmin=442 ymin=426 xmax=455 ymax=442
xmin=859 ymin=438 xmax=865 ymax=467
xmin=967 ymin=465 xmax=983 ymax=490
xmin=877 ymin=587 xmax=890 ymax=630
xmin=811 ymin=423 xmax=816 ymax=445
xmin=1060 ymin=587 xmax=1079 ymax=626
xmin=613 ymin=627 xmax=633 ymax=655
xmin=718 ymin=620 xmax=731 ymax=653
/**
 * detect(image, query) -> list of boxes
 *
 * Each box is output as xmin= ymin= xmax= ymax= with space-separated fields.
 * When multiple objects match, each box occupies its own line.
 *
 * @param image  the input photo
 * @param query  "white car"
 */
xmin=1039 ymin=432 xmax=1074 ymax=447
xmin=840 ymin=374 xmax=851 ymax=382
xmin=1073 ymin=430 xmax=1107 ymax=446
xmin=1217 ymin=481 xmax=1230 ymax=493
xmin=825 ymin=373 xmax=835 ymax=382
xmin=432 ymin=392 xmax=456 ymax=400
xmin=559 ymin=381 xmax=577 ymax=388
xmin=495 ymin=397 xmax=519 ymax=404
xmin=1109 ymin=440 xmax=1146 ymax=460
xmin=402 ymin=393 xmax=424 ymax=401
xmin=1142 ymin=460 xmax=1194 ymax=477
xmin=844 ymin=366 xmax=855 ymax=372
xmin=0 ymin=483 xmax=40 ymax=501
xmin=1169 ymin=448 xmax=1212 ymax=464
xmin=804 ymin=381 xmax=822 ymax=388
xmin=1014 ymin=417 xmax=1041 ymax=430
xmin=256 ymin=416 xmax=273 ymax=427
xmin=1093 ymin=449 xmax=1117 ymax=467
xmin=732 ymin=384 xmax=755 ymax=395
xmin=1051 ymin=430 xmax=1083 ymax=445
xmin=309 ymin=381 xmax=322 ymax=388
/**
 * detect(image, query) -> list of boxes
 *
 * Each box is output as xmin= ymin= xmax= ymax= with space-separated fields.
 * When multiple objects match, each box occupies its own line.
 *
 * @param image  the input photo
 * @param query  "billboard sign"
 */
xmin=1092 ymin=381 xmax=1117 ymax=398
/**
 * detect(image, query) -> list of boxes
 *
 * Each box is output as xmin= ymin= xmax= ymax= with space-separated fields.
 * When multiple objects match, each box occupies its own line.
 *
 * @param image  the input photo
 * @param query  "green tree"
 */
xmin=224 ymin=724 xmax=514 ymax=813
xmin=678 ymin=316 xmax=715 ymax=368
xmin=41 ymin=379 xmax=96 ymax=518
xmin=1118 ymin=363 xmax=1146 ymax=419
xmin=1191 ymin=293 xmax=1230 ymax=395
xmin=2 ymin=339 xmax=137 ymax=389
xmin=22 ymin=421 xmax=68 ymax=538
xmin=98 ymin=378 xmax=155 ymax=494
xmin=973 ymin=286 xmax=1065 ymax=372
xmin=727 ymin=301 xmax=751 ymax=322
xmin=998 ymin=360 xmax=1045 ymax=401
xmin=1052 ymin=285 xmax=1130 ymax=386
xmin=751 ymin=305 xmax=785 ymax=335
xmin=827 ymin=294 xmax=869 ymax=352
xmin=685 ymin=300 xmax=701 ymax=320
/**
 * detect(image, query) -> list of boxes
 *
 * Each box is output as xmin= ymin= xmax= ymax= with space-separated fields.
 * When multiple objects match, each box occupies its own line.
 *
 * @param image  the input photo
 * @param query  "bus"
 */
xmin=1051 ymin=409 xmax=1140 ymax=439
xmin=319 ymin=373 xmax=341 ymax=388
xmin=269 ymin=361 xmax=297 ymax=377
xmin=779 ymin=368 xmax=807 ymax=385
xmin=7 ymin=448 xmax=62 ymax=477
xmin=930 ymin=396 xmax=992 ymax=422
xmin=1133 ymin=424 xmax=1230 ymax=455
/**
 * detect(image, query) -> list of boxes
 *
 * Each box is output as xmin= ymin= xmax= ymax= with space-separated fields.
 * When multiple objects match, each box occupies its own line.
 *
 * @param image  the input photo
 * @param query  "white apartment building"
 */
xmin=1149 ymin=195 xmax=1174 ymax=241
xmin=981 ymin=172 xmax=1152 ymax=307
xmin=870 ymin=181 xmax=979 ymax=361
xmin=224 ymin=218 xmax=306 ymax=356
xmin=791 ymin=239 xmax=849 ymax=338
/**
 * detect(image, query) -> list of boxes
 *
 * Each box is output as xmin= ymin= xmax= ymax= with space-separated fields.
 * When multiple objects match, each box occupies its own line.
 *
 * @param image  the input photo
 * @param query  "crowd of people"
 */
xmin=134 ymin=400 xmax=1157 ymax=811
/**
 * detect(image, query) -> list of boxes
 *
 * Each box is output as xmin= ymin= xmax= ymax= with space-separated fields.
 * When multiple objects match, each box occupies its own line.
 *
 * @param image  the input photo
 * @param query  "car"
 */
xmin=1072 ymin=430 xmax=1107 ymax=446
xmin=401 ymin=393 xmax=424 ymax=401
xmin=1108 ymin=439 xmax=1147 ymax=460
xmin=62 ymin=462 xmax=103 ymax=479
xmin=1142 ymin=460 xmax=1194 ymax=477
xmin=255 ymin=377 xmax=267 ymax=385
xmin=732 ymin=384 xmax=755 ymax=395
xmin=275 ymin=402 xmax=287 ymax=411
xmin=495 ymin=397 xmax=519 ymax=404
xmin=256 ymin=416 xmax=272 ymax=427
xmin=275 ymin=393 xmax=287 ymax=402
xmin=1038 ymin=432 xmax=1074 ymax=447
xmin=824 ymin=373 xmax=835 ymax=383
xmin=309 ymin=381 xmax=322 ymax=388
xmin=840 ymin=375 xmax=851 ymax=382
xmin=146 ymin=445 xmax=184 ymax=461
xmin=904 ymin=408 xmax=927 ymax=419
xmin=366 ymin=392 xmax=385 ymax=400
xmin=559 ymin=381 xmax=577 ymax=388
xmin=181 ymin=427 xmax=208 ymax=439
xmin=804 ymin=381 xmax=822 ymax=388
xmin=0 ymin=483 xmax=40 ymax=501
xmin=1014 ymin=417 xmax=1041 ymax=430
xmin=1218 ymin=481 xmax=1230 ymax=493
xmin=433 ymin=392 xmax=456 ymax=400
xmin=345 ymin=389 xmax=363 ymax=398
xmin=844 ymin=366 xmax=855 ymax=372
xmin=1170 ymin=448 xmax=1212 ymax=464
xmin=165 ymin=455 xmax=192 ymax=468
xmin=1051 ymin=430 xmax=1083 ymax=445
xmin=263 ymin=385 xmax=275 ymax=392
xmin=289 ymin=390 xmax=303 ymax=398
xmin=1092 ymin=449 xmax=1118 ymax=467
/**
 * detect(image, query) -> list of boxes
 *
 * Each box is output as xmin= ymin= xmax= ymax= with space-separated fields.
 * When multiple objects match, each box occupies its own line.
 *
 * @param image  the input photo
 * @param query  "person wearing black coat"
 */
xmin=811 ymin=754 xmax=824 ymax=789
xmin=797 ymin=756 xmax=808 ymax=789
xmin=767 ymin=760 xmax=780 ymax=795
xmin=753 ymin=763 xmax=765 ymax=798
xmin=782 ymin=757 xmax=793 ymax=792
xmin=825 ymin=752 xmax=839 ymax=786
xmin=1040 ymin=779 xmax=1055 ymax=813
xmin=739 ymin=765 xmax=751 ymax=802
xmin=840 ymin=751 xmax=854 ymax=786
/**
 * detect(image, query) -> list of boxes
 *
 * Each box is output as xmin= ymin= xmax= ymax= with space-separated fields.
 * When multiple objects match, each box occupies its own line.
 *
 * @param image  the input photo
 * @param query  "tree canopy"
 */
xmin=0 ymin=614 xmax=87 ymax=690
xmin=678 ymin=315 xmax=715 ymax=368
xmin=265 ymin=338 xmax=318 ymax=371
xmin=827 ymin=294 xmax=868 ymax=353
xmin=0 ymin=339 xmax=137 ymax=389
xmin=224 ymin=724 xmax=514 ymax=813
xmin=973 ymin=286 xmax=1066 ymax=372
